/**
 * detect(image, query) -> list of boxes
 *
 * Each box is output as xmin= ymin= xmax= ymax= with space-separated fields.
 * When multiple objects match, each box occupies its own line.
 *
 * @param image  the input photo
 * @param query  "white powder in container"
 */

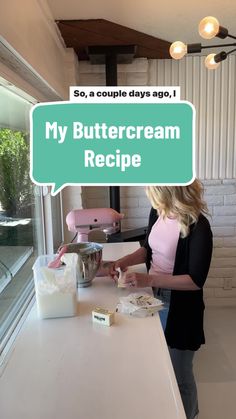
xmin=33 ymin=255 xmax=78 ymax=319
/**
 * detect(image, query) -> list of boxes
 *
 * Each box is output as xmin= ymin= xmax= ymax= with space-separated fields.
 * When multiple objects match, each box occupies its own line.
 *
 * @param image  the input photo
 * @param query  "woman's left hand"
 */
xmin=124 ymin=272 xmax=152 ymax=288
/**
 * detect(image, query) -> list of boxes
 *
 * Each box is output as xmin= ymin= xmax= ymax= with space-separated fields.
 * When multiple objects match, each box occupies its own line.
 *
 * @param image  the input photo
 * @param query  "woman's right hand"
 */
xmin=108 ymin=247 xmax=147 ymax=281
xmin=109 ymin=258 xmax=128 ymax=280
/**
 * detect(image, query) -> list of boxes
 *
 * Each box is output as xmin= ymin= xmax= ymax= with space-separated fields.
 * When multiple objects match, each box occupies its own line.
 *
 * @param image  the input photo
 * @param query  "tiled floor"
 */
xmin=195 ymin=306 xmax=236 ymax=419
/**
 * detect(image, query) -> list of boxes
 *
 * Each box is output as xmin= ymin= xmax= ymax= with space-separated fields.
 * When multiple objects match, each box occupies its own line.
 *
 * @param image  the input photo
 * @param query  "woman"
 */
xmin=110 ymin=180 xmax=213 ymax=419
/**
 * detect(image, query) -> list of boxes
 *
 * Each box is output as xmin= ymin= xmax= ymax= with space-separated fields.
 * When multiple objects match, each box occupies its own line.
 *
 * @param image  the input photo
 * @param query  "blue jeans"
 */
xmin=154 ymin=288 xmax=171 ymax=330
xmin=169 ymin=348 xmax=199 ymax=419
xmin=154 ymin=288 xmax=199 ymax=419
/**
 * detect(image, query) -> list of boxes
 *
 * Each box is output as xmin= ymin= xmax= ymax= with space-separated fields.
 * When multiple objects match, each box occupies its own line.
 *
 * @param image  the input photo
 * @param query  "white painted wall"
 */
xmin=0 ymin=0 xmax=68 ymax=99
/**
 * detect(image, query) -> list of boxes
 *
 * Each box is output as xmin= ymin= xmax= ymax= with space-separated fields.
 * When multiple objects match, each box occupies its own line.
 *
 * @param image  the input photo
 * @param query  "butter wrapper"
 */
xmin=92 ymin=307 xmax=115 ymax=326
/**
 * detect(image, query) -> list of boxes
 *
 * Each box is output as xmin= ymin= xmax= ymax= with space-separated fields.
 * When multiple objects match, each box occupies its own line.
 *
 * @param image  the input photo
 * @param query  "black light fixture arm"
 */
xmin=201 ymin=42 xmax=236 ymax=49
xmin=227 ymin=34 xmax=236 ymax=41
xmin=187 ymin=42 xmax=236 ymax=54
xmin=226 ymin=47 xmax=236 ymax=56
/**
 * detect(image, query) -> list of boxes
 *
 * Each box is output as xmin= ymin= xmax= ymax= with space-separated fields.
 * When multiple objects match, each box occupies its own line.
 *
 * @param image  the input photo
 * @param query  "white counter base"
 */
xmin=0 ymin=242 xmax=186 ymax=419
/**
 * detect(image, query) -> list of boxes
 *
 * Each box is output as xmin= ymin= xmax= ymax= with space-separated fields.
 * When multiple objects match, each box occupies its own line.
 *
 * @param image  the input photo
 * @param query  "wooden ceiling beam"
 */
xmin=56 ymin=19 xmax=171 ymax=60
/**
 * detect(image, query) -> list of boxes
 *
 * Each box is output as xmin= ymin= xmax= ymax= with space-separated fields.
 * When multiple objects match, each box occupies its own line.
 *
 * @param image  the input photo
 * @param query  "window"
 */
xmin=0 ymin=83 xmax=45 ymax=356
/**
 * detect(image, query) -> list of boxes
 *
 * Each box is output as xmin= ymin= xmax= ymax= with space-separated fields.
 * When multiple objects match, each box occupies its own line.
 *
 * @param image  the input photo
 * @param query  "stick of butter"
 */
xmin=117 ymin=267 xmax=127 ymax=288
xmin=92 ymin=307 xmax=115 ymax=326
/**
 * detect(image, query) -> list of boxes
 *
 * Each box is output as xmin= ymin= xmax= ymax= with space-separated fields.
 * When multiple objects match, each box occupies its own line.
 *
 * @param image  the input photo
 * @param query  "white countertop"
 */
xmin=0 ymin=242 xmax=186 ymax=419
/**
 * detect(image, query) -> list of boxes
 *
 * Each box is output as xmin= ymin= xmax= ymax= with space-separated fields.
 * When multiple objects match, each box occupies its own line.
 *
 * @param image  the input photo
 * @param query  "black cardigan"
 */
xmin=143 ymin=208 xmax=213 ymax=351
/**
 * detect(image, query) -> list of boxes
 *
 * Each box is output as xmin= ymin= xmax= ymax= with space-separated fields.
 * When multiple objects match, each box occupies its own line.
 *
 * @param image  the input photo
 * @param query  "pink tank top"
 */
xmin=148 ymin=216 xmax=180 ymax=275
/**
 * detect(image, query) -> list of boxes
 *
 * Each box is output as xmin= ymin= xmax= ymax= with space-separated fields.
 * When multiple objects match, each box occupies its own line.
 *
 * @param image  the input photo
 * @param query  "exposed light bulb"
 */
xmin=169 ymin=41 xmax=187 ymax=60
xmin=199 ymin=16 xmax=219 ymax=39
xmin=205 ymin=53 xmax=220 ymax=70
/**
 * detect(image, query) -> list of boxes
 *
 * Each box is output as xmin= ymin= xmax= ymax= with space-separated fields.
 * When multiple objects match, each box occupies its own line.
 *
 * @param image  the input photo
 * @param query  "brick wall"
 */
xmin=204 ymin=180 xmax=236 ymax=305
xmin=78 ymin=58 xmax=149 ymax=86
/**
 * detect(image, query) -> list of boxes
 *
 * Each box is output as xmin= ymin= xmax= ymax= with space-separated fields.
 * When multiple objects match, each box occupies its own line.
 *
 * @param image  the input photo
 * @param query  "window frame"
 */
xmin=0 ymin=76 xmax=63 ymax=363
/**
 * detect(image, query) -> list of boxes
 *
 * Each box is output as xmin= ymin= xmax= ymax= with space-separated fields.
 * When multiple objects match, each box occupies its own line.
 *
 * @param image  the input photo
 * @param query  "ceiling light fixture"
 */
xmin=170 ymin=16 xmax=236 ymax=69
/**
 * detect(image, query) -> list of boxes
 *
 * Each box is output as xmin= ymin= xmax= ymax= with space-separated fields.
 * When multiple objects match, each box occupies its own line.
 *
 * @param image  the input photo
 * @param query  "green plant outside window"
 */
xmin=0 ymin=128 xmax=32 ymax=218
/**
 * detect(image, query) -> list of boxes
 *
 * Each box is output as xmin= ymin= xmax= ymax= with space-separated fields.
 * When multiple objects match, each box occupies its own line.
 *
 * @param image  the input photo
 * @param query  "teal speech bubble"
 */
xmin=30 ymin=102 xmax=195 ymax=195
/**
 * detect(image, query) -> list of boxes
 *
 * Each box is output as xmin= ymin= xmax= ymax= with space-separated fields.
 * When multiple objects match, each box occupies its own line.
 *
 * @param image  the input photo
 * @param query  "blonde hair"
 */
xmin=146 ymin=179 xmax=208 ymax=237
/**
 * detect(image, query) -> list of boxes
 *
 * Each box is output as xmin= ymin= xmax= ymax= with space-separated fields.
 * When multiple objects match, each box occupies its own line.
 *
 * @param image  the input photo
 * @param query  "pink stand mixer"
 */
xmin=66 ymin=208 xmax=124 ymax=242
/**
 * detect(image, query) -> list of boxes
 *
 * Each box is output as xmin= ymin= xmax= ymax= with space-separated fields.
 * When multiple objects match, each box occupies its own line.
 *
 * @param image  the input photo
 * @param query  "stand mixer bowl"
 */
xmin=63 ymin=242 xmax=103 ymax=287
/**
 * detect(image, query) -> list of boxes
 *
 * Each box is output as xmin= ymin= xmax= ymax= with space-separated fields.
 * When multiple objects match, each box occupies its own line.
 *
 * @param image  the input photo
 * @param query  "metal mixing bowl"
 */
xmin=64 ymin=242 xmax=103 ymax=287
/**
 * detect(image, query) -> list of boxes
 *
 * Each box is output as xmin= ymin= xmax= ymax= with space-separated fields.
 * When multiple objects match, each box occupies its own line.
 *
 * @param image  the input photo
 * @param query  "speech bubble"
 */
xmin=30 ymin=102 xmax=195 ymax=196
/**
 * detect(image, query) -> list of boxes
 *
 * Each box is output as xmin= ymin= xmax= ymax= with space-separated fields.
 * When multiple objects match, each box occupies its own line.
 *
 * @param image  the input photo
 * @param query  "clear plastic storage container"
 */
xmin=33 ymin=254 xmax=78 ymax=319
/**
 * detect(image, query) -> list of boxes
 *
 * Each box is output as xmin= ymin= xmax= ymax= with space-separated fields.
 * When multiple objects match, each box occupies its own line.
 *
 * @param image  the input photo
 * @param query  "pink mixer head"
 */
xmin=66 ymin=208 xmax=124 ymax=241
